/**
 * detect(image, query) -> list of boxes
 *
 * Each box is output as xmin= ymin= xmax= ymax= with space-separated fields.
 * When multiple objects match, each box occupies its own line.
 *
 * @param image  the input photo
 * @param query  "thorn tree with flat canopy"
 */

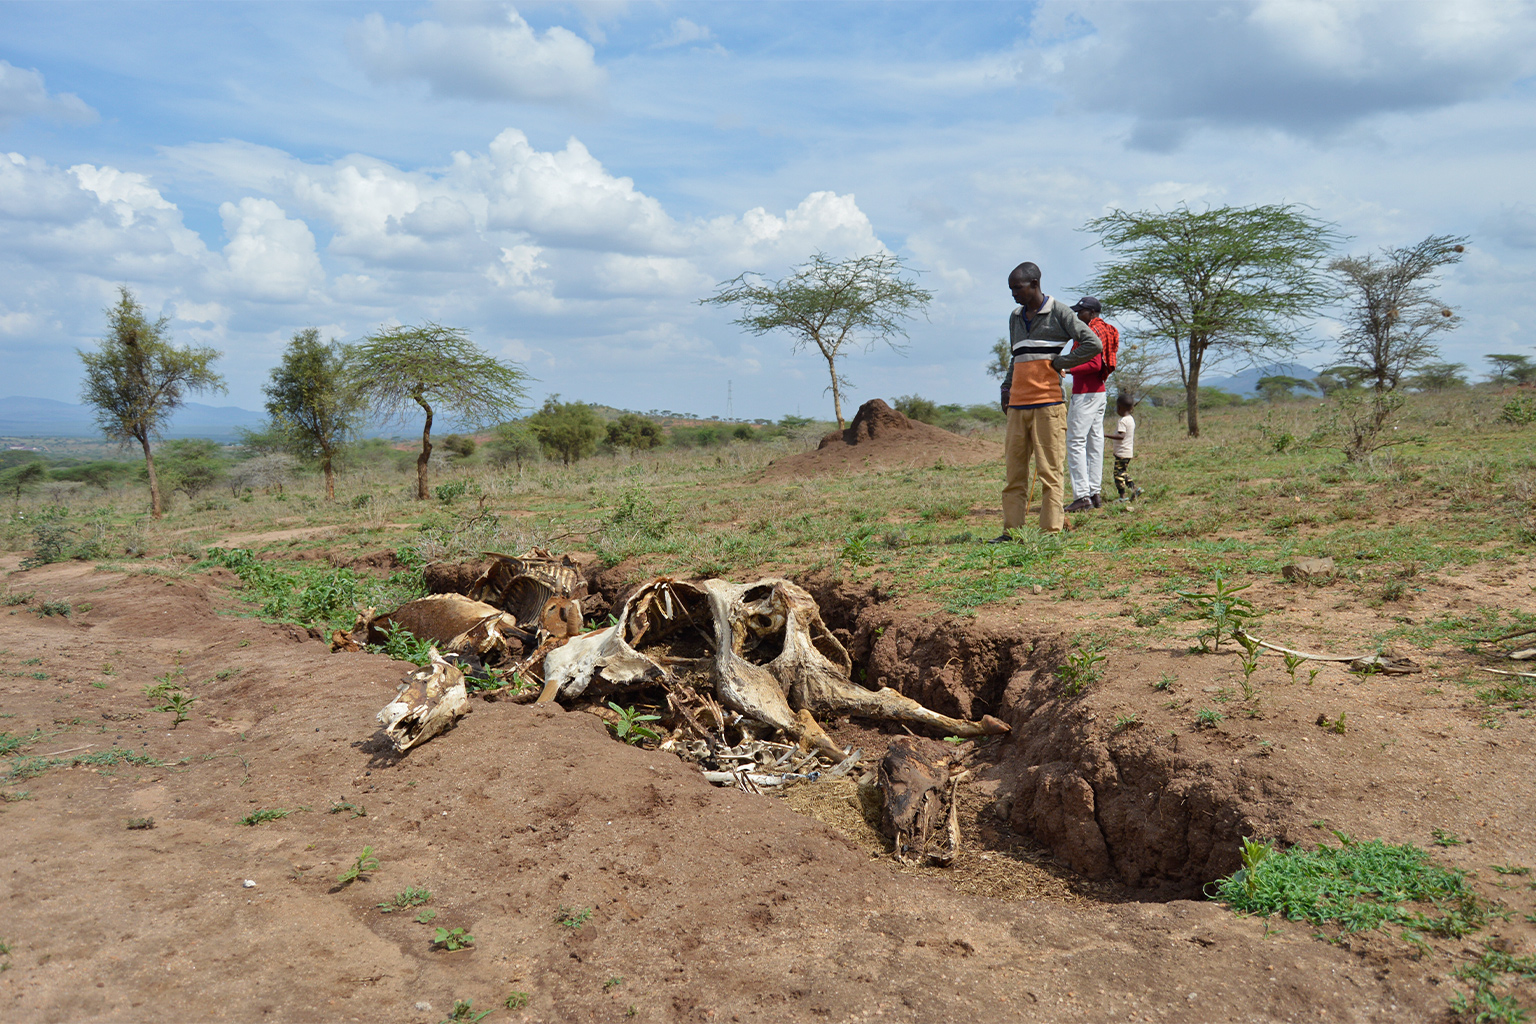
xmin=78 ymin=286 xmax=226 ymax=518
xmin=346 ymin=323 xmax=529 ymax=500
xmin=1080 ymin=204 xmax=1340 ymax=436
xmin=701 ymin=252 xmax=932 ymax=430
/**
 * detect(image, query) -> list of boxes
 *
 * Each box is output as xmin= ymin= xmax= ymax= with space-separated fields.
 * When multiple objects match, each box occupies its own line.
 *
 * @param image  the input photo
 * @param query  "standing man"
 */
xmin=992 ymin=262 xmax=1102 ymax=539
xmin=1064 ymin=296 xmax=1117 ymax=512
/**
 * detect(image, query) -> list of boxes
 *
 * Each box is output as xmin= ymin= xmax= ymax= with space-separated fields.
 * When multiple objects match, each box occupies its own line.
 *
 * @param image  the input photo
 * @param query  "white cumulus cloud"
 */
xmin=0 ymin=60 xmax=97 ymax=128
xmin=350 ymin=4 xmax=605 ymax=103
xmin=218 ymin=197 xmax=324 ymax=303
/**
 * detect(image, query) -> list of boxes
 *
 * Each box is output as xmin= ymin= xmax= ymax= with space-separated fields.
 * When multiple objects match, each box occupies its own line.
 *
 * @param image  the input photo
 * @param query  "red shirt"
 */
xmin=1068 ymin=317 xmax=1116 ymax=395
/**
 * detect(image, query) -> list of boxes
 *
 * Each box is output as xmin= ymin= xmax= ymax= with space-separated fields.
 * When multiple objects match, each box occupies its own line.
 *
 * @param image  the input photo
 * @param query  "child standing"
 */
xmin=1105 ymin=394 xmax=1142 ymax=500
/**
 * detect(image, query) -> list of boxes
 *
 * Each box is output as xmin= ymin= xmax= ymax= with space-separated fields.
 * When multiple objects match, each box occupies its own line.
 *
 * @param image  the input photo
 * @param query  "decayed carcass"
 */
xmin=376 ymin=649 xmax=470 ymax=752
xmin=543 ymin=577 xmax=1008 ymax=758
xmin=337 ymin=594 xmax=533 ymax=660
xmin=869 ymin=736 xmax=969 ymax=866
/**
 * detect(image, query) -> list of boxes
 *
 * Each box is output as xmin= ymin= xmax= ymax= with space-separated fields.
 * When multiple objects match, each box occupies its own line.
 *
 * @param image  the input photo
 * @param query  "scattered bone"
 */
xmin=467 ymin=549 xmax=587 ymax=622
xmin=375 ymin=648 xmax=470 ymax=752
xmin=1235 ymin=628 xmax=1420 ymax=674
xmin=1478 ymin=667 xmax=1536 ymax=680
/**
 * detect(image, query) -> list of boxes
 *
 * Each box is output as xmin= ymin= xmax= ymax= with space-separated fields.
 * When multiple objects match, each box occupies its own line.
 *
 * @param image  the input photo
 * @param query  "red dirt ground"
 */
xmin=2 ymin=549 xmax=1534 ymax=1023
xmin=757 ymin=400 xmax=999 ymax=481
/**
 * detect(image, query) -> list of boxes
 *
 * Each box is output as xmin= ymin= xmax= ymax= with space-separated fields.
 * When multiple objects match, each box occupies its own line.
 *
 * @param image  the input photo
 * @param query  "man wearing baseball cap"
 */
xmin=1063 ymin=296 xmax=1117 ymax=513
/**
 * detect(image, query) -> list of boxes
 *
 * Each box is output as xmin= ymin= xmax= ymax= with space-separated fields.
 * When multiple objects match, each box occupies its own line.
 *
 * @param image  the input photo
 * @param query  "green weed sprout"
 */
xmin=1058 ymin=647 xmax=1106 ymax=697
xmin=504 ymin=992 xmax=530 ymax=1010
xmin=1196 ymin=707 xmax=1224 ymax=728
xmin=1283 ymin=650 xmax=1304 ymax=684
xmin=336 ymin=846 xmax=380 ymax=885
xmin=606 ymin=703 xmax=661 ymax=745
xmin=378 ymin=886 xmax=432 ymax=913
xmin=432 ymin=926 xmax=475 ymax=951
xmin=439 ymin=999 xmax=490 ymax=1023
xmin=154 ymin=691 xmax=196 ymax=727
xmin=1177 ymin=573 xmax=1258 ymax=652
xmin=240 ymin=808 xmax=289 ymax=826
xmin=556 ymin=906 xmax=594 ymax=929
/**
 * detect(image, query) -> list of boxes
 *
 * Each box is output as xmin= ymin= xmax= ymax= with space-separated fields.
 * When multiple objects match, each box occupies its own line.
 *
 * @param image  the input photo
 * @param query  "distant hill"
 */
xmin=1201 ymin=363 xmax=1323 ymax=397
xmin=0 ymin=396 xmax=268 ymax=440
xmin=0 ymin=396 xmax=423 ymax=442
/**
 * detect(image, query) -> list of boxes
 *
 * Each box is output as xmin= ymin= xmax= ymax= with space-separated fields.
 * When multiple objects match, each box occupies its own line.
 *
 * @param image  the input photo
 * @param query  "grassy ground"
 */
xmin=4 ymin=389 xmax=1533 ymax=643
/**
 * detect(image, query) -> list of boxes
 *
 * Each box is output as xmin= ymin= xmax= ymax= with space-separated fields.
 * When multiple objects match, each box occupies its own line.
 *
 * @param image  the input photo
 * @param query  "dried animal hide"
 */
xmin=376 ymin=649 xmax=470 ymax=752
xmin=543 ymin=577 xmax=1009 ymax=759
xmin=346 ymin=594 xmax=529 ymax=652
xmin=873 ymin=737 xmax=967 ymax=865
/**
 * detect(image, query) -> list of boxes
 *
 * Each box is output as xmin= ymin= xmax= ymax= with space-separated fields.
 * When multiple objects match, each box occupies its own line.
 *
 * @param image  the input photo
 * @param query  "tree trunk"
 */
xmin=827 ymin=354 xmax=845 ymax=431
xmin=1184 ymin=333 xmax=1203 ymax=438
xmin=139 ymin=433 xmax=162 ymax=519
xmin=415 ymin=397 xmax=434 ymax=501
xmin=322 ymin=453 xmax=335 ymax=502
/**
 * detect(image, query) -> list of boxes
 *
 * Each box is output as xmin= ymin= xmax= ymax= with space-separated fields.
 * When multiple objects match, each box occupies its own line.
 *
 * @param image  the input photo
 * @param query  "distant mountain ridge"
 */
xmin=0 ymin=396 xmax=435 ymax=441
xmin=0 ymin=396 xmax=265 ymax=440
xmin=1201 ymin=363 xmax=1322 ymax=397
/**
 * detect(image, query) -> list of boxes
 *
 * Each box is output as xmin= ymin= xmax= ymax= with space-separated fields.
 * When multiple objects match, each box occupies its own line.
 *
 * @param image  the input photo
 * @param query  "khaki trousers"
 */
xmin=1002 ymin=403 xmax=1067 ymax=533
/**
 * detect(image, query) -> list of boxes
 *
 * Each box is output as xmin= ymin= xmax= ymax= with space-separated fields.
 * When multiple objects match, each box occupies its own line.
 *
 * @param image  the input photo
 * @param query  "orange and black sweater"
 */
xmin=1003 ymin=296 xmax=1104 ymax=408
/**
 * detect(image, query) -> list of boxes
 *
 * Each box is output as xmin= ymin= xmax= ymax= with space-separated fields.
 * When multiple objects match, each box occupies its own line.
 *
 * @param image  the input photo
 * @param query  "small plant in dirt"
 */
xmin=504 ymin=991 xmax=530 ymax=1010
xmin=240 ymin=808 xmax=289 ymax=826
xmin=153 ymin=691 xmax=196 ymax=728
xmin=606 ymin=702 xmax=661 ymax=745
xmin=378 ymin=886 xmax=432 ymax=913
xmin=604 ymin=976 xmax=626 ymax=991
xmin=1317 ymin=711 xmax=1348 ymax=735
xmin=1432 ymin=828 xmax=1466 ymax=847
xmin=1152 ymin=672 xmax=1175 ymax=691
xmin=1057 ymin=646 xmax=1106 ymax=697
xmin=336 ymin=845 xmax=380 ymax=885
xmin=32 ymin=599 xmax=72 ymax=617
xmin=1452 ymin=946 xmax=1536 ymax=1024
xmin=368 ymin=622 xmax=435 ymax=667
xmin=414 ymin=908 xmax=437 ymax=924
xmin=438 ymin=999 xmax=491 ymax=1023
xmin=0 ymin=729 xmax=39 ymax=756
xmin=1177 ymin=572 xmax=1258 ymax=652
xmin=329 ymin=801 xmax=367 ymax=818
xmin=2 ymin=791 xmax=34 ymax=802
xmin=0 ymin=938 xmax=11 ymax=972
xmin=556 ymin=906 xmax=593 ymax=929
xmin=1111 ymin=713 xmax=1139 ymax=733
xmin=1195 ymin=707 xmax=1224 ymax=729
xmin=1492 ymin=865 xmax=1531 ymax=877
xmin=432 ymin=926 xmax=475 ymax=951
xmin=1237 ymin=635 xmax=1263 ymax=700
xmin=126 ymin=817 xmax=154 ymax=830
xmin=1282 ymin=650 xmax=1305 ymax=685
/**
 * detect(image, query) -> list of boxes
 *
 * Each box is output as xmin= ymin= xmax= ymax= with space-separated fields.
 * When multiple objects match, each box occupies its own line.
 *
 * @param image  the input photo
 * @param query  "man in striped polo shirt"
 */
xmin=991 ymin=261 xmax=1103 ymax=539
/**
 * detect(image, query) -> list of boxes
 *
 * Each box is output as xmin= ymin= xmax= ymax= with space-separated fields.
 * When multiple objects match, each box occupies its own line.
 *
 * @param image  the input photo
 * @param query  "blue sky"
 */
xmin=3 ymin=1 xmax=1534 ymax=422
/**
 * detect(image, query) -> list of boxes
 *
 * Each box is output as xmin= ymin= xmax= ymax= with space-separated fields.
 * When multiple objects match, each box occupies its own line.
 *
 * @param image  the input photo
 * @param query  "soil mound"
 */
xmin=758 ymin=398 xmax=1000 ymax=481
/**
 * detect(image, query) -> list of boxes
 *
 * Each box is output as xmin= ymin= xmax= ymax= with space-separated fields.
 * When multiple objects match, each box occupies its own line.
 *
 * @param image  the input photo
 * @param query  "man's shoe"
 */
xmin=1090 ymin=493 xmax=1103 ymax=509
xmin=1064 ymin=496 xmax=1093 ymax=513
xmin=987 ymin=533 xmax=1014 ymax=544
xmin=1130 ymin=485 xmax=1144 ymax=500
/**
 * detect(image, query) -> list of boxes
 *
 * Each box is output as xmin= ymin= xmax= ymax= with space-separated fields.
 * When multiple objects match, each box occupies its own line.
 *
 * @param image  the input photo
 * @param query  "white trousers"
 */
xmin=1066 ymin=390 xmax=1107 ymax=499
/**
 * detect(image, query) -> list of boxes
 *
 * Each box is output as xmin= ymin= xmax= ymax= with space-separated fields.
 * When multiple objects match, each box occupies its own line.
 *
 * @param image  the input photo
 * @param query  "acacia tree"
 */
xmin=261 ymin=328 xmax=363 ymax=501
xmin=1487 ymin=354 xmax=1536 ymax=386
xmin=1080 ymin=205 xmax=1339 ymax=436
xmin=1330 ymin=235 xmax=1467 ymax=391
xmin=526 ymin=396 xmax=603 ymax=465
xmin=79 ymin=287 xmax=225 ymax=518
xmin=701 ymin=252 xmax=932 ymax=430
xmin=346 ymin=323 xmax=529 ymax=500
